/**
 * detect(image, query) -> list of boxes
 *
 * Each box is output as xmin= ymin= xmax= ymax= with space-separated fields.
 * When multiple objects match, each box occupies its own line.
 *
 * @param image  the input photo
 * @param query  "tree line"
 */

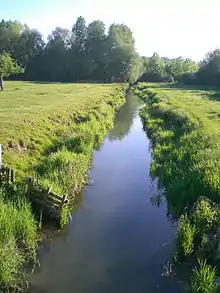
xmin=140 ymin=51 xmax=220 ymax=87
xmin=0 ymin=17 xmax=144 ymax=84
xmin=1 ymin=17 xmax=220 ymax=86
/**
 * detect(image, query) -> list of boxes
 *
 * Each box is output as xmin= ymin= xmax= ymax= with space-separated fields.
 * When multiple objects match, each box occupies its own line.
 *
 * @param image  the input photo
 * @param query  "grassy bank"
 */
xmin=1 ymin=82 xmax=125 ymax=189
xmin=0 ymin=81 xmax=125 ymax=291
xmin=133 ymin=83 xmax=220 ymax=292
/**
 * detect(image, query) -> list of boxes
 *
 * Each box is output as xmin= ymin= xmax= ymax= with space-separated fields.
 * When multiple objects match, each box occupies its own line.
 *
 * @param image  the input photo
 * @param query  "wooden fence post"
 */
xmin=27 ymin=177 xmax=33 ymax=198
xmin=11 ymin=169 xmax=15 ymax=183
xmin=58 ymin=194 xmax=68 ymax=216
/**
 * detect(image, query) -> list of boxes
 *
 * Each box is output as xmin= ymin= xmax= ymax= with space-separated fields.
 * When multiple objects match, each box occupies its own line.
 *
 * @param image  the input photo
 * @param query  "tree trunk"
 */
xmin=0 ymin=76 xmax=3 ymax=91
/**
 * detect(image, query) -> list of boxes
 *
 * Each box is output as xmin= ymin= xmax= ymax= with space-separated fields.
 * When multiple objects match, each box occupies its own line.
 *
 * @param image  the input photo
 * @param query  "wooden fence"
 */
xmin=25 ymin=176 xmax=69 ymax=218
xmin=0 ymin=145 xmax=69 ymax=220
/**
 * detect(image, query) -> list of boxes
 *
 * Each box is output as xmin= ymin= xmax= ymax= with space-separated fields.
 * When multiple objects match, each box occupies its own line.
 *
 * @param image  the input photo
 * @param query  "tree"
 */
xmin=197 ymin=49 xmax=220 ymax=85
xmin=140 ymin=53 xmax=165 ymax=82
xmin=14 ymin=28 xmax=45 ymax=67
xmin=0 ymin=53 xmax=23 ymax=90
xmin=105 ymin=24 xmax=136 ymax=82
xmin=165 ymin=57 xmax=198 ymax=81
xmin=70 ymin=16 xmax=88 ymax=80
xmin=0 ymin=17 xmax=143 ymax=83
xmin=86 ymin=20 xmax=106 ymax=80
xmin=0 ymin=20 xmax=23 ymax=55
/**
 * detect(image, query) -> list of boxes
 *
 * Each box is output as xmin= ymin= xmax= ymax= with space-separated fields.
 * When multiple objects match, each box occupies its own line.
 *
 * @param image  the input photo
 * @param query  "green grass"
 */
xmin=134 ymin=83 xmax=220 ymax=215
xmin=0 ymin=81 xmax=125 ymax=197
xmin=0 ymin=81 xmax=125 ymax=179
xmin=133 ymin=82 xmax=220 ymax=291
xmin=0 ymin=189 xmax=38 ymax=292
xmin=0 ymin=81 xmax=125 ymax=291
xmin=190 ymin=259 xmax=217 ymax=293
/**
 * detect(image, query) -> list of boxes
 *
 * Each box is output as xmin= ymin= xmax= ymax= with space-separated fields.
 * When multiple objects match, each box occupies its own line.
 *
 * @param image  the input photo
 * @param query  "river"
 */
xmin=30 ymin=93 xmax=181 ymax=293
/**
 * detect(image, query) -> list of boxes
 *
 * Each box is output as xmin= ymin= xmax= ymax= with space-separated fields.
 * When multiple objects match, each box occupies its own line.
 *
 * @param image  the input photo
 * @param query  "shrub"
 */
xmin=192 ymin=199 xmax=217 ymax=235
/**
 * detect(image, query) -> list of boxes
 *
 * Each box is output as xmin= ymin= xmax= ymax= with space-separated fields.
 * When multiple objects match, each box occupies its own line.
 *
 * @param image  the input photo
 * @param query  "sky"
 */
xmin=1 ymin=0 xmax=220 ymax=61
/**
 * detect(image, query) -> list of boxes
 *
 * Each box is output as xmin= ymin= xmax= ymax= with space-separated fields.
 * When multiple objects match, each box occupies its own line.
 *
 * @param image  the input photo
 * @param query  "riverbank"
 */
xmin=133 ymin=83 xmax=220 ymax=292
xmin=0 ymin=81 xmax=125 ymax=292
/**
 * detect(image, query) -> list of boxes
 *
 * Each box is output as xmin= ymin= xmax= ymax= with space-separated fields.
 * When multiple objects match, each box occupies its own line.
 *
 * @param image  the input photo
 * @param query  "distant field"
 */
xmin=0 ymin=81 xmax=124 ymax=178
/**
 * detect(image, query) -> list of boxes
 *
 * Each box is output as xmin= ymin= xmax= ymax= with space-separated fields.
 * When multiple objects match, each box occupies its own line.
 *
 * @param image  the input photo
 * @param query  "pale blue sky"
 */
xmin=2 ymin=0 xmax=220 ymax=61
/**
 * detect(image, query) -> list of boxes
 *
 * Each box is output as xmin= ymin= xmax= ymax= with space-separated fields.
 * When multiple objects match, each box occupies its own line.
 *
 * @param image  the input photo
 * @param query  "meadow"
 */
xmin=0 ymin=81 xmax=125 ymax=291
xmin=133 ymin=83 xmax=220 ymax=292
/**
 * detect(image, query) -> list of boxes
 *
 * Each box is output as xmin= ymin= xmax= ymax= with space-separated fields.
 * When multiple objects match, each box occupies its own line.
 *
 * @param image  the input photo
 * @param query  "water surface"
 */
xmin=30 ymin=94 xmax=180 ymax=293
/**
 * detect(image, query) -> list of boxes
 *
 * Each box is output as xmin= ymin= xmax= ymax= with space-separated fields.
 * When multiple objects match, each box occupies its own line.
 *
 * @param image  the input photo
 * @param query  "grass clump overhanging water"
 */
xmin=190 ymin=259 xmax=217 ymax=293
xmin=133 ymin=83 xmax=220 ymax=292
xmin=0 ymin=188 xmax=38 ymax=292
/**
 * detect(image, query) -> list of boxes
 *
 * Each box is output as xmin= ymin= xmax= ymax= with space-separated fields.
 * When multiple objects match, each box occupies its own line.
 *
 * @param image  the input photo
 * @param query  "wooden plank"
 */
xmin=6 ymin=168 xmax=10 ymax=181
xmin=49 ymin=192 xmax=63 ymax=201
xmin=48 ymin=196 xmax=62 ymax=204
xmin=47 ymin=197 xmax=62 ymax=206
xmin=46 ymin=201 xmax=60 ymax=208
xmin=27 ymin=178 xmax=33 ymax=198
xmin=60 ymin=194 xmax=68 ymax=208
xmin=11 ymin=169 xmax=15 ymax=183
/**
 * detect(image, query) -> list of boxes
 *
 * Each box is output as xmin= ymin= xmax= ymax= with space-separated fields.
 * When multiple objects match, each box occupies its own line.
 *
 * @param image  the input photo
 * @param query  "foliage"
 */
xmin=139 ymin=54 xmax=197 ymax=82
xmin=176 ymin=214 xmax=196 ymax=258
xmin=0 ymin=192 xmax=37 ymax=291
xmin=190 ymin=259 xmax=217 ymax=293
xmin=0 ymin=53 xmax=23 ymax=77
xmin=165 ymin=57 xmax=198 ymax=81
xmin=0 ymin=17 xmax=143 ymax=83
xmin=135 ymin=82 xmax=220 ymax=292
xmin=192 ymin=199 xmax=218 ymax=235
xmin=134 ymin=83 xmax=220 ymax=216
xmin=196 ymin=49 xmax=220 ymax=86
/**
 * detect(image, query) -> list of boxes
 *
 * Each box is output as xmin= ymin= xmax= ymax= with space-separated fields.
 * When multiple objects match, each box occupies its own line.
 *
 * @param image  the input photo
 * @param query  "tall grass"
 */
xmin=135 ymin=83 xmax=220 ymax=216
xmin=0 ymin=82 xmax=125 ymax=291
xmin=134 ymin=83 xmax=220 ymax=290
xmin=0 ymin=190 xmax=37 ymax=291
xmin=176 ymin=214 xmax=196 ymax=258
xmin=190 ymin=259 xmax=217 ymax=293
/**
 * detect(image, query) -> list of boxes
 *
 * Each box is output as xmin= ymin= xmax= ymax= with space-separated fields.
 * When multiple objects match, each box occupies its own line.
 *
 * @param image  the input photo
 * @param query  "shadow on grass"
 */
xmin=206 ymin=92 xmax=220 ymax=101
xmin=158 ymin=83 xmax=218 ymax=92
xmin=25 ymin=80 xmax=121 ymax=85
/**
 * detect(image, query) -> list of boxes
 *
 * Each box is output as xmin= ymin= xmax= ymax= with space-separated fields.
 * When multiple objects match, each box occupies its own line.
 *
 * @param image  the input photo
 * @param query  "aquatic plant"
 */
xmin=190 ymin=259 xmax=216 ymax=293
xmin=176 ymin=214 xmax=196 ymax=258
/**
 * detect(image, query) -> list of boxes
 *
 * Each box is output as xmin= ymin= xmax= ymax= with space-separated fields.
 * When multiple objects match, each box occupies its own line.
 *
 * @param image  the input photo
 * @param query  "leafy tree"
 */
xmin=165 ymin=57 xmax=198 ymax=81
xmin=70 ymin=16 xmax=88 ymax=80
xmin=140 ymin=53 xmax=166 ymax=82
xmin=86 ymin=20 xmax=106 ymax=80
xmin=197 ymin=49 xmax=220 ymax=85
xmin=0 ymin=17 xmax=144 ymax=83
xmin=0 ymin=20 xmax=23 ymax=55
xmin=0 ymin=53 xmax=23 ymax=90
xmin=105 ymin=24 xmax=135 ymax=82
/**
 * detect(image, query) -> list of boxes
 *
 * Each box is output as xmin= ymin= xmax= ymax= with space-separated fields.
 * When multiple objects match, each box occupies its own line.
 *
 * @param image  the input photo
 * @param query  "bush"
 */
xmin=192 ymin=199 xmax=217 ymax=236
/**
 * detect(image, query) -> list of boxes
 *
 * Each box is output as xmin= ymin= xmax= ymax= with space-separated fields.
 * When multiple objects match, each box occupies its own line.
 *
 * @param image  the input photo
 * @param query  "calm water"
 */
xmin=30 ymin=94 xmax=181 ymax=293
